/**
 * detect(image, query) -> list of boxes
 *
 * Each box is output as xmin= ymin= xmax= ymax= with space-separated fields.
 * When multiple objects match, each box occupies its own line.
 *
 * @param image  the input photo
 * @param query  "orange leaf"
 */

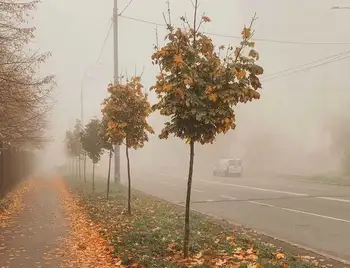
xmin=205 ymin=86 xmax=213 ymax=94
xmin=174 ymin=55 xmax=184 ymax=65
xmin=208 ymin=93 xmax=217 ymax=102
xmin=241 ymin=27 xmax=251 ymax=39
xmin=202 ymin=16 xmax=211 ymax=22
xmin=163 ymin=84 xmax=173 ymax=91
xmin=276 ymin=252 xmax=285 ymax=259
xmin=235 ymin=69 xmax=246 ymax=79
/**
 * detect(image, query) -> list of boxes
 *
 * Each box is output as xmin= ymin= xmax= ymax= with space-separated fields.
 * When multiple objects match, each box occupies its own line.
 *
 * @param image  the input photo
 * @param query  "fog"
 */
xmin=35 ymin=0 xmax=350 ymax=179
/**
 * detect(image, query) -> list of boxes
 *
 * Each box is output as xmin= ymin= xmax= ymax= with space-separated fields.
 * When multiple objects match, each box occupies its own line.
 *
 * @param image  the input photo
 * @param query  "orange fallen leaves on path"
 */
xmin=0 ymin=178 xmax=35 ymax=228
xmin=52 ymin=176 xmax=122 ymax=267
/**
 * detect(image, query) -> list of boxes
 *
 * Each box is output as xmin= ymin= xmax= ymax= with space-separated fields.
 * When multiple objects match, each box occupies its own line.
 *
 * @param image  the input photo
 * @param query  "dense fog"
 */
xmin=33 ymin=0 xmax=350 ymax=180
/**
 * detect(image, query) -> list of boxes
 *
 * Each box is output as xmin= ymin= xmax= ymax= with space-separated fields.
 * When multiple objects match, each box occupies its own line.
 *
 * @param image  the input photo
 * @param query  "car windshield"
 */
xmin=228 ymin=159 xmax=241 ymax=166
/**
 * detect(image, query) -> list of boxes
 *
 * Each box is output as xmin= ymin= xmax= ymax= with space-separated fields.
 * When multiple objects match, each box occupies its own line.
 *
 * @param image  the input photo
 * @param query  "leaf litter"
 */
xmin=63 ymin=178 xmax=328 ymax=268
xmin=53 ymin=176 xmax=122 ymax=267
xmin=0 ymin=178 xmax=35 ymax=228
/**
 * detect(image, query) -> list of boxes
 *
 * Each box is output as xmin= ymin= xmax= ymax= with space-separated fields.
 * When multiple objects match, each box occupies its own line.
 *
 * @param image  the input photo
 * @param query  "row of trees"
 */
xmin=0 ymin=1 xmax=54 ymax=148
xmin=65 ymin=1 xmax=264 ymax=258
xmin=0 ymin=1 xmax=52 ymax=194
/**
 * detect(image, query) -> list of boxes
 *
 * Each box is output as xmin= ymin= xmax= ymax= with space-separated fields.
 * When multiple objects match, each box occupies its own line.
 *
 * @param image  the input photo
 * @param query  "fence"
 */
xmin=0 ymin=142 xmax=35 ymax=199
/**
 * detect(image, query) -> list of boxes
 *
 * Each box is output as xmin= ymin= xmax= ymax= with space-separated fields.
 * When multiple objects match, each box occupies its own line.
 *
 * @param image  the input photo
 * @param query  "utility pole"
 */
xmin=78 ymin=77 xmax=84 ymax=181
xmin=80 ymin=78 xmax=85 ymax=129
xmin=113 ymin=0 xmax=121 ymax=183
xmin=81 ymin=70 xmax=87 ymax=183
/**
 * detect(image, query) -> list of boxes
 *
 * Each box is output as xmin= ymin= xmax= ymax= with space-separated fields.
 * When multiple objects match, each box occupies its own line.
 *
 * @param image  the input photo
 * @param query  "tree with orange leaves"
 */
xmin=151 ymin=1 xmax=264 ymax=258
xmin=101 ymin=77 xmax=154 ymax=214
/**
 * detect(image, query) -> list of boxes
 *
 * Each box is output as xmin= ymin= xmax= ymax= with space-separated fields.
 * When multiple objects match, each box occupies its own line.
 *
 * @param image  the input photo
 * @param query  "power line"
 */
xmin=120 ymin=14 xmax=164 ymax=27
xmin=119 ymin=14 xmax=350 ymax=45
xmin=119 ymin=0 xmax=135 ymax=16
xmin=91 ymin=14 xmax=350 ymax=86
xmin=97 ymin=17 xmax=113 ymax=63
xmin=263 ymin=50 xmax=350 ymax=79
xmin=262 ymin=53 xmax=350 ymax=82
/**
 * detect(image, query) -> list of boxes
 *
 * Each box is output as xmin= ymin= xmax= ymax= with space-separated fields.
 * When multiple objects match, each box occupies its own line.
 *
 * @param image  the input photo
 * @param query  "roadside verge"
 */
xmin=64 ymin=176 xmax=346 ymax=268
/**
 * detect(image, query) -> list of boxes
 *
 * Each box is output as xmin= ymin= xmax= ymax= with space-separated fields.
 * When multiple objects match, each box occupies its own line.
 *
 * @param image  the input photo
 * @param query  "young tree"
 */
xmin=80 ymin=118 xmax=104 ymax=191
xmin=73 ymin=119 xmax=83 ymax=180
xmin=65 ymin=124 xmax=81 ymax=178
xmin=100 ymin=116 xmax=114 ymax=199
xmin=150 ymin=2 xmax=263 ymax=258
xmin=102 ymin=76 xmax=153 ymax=214
xmin=64 ymin=130 xmax=75 ymax=174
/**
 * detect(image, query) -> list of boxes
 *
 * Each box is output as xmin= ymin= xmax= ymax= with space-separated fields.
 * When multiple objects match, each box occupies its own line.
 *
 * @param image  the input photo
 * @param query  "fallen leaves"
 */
xmin=61 ymin=180 xmax=327 ymax=268
xmin=276 ymin=252 xmax=285 ymax=260
xmin=209 ymin=93 xmax=218 ymax=102
xmin=0 ymin=178 xmax=34 ymax=228
xmin=52 ymin=177 xmax=122 ymax=267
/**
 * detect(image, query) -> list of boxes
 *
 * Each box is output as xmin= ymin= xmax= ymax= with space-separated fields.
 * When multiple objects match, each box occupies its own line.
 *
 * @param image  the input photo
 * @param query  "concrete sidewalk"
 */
xmin=0 ymin=179 xmax=70 ymax=267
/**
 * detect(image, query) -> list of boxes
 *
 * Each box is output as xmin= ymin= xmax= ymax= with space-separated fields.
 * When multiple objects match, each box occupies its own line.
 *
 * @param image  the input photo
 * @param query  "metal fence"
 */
xmin=0 ymin=142 xmax=35 ymax=199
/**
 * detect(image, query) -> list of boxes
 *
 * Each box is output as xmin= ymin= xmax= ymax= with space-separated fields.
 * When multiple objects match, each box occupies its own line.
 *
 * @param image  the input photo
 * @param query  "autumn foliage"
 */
xmin=151 ymin=18 xmax=263 ymax=144
xmin=151 ymin=2 xmax=263 ymax=257
xmin=102 ymin=77 xmax=153 ymax=149
xmin=102 ymin=76 xmax=154 ymax=213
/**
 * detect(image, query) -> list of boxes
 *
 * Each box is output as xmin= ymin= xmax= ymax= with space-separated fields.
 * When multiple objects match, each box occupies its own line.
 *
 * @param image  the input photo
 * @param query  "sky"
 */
xmin=33 ymin=0 xmax=350 ymax=176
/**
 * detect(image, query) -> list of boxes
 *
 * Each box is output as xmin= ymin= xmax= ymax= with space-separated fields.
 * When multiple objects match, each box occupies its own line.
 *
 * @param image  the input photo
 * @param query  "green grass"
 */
xmin=66 ymin=176 xmax=321 ymax=268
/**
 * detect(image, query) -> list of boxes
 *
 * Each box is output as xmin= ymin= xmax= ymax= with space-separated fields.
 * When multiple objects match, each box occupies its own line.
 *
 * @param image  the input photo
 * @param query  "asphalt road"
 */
xmin=120 ymin=169 xmax=350 ymax=263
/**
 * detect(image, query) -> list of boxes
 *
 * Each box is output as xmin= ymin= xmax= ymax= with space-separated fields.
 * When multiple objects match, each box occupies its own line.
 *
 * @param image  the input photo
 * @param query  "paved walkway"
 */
xmin=0 ymin=179 xmax=70 ymax=267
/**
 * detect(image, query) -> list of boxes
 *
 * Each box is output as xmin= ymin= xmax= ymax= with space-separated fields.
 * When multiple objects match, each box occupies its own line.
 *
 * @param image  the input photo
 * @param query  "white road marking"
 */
xmin=206 ymin=199 xmax=214 ymax=202
xmin=220 ymin=194 xmax=237 ymax=200
xmin=159 ymin=172 xmax=178 ymax=176
xmin=317 ymin=197 xmax=350 ymax=203
xmin=200 ymin=180 xmax=308 ymax=196
xmin=249 ymin=201 xmax=350 ymax=224
xmin=158 ymin=181 xmax=177 ymax=187
xmin=193 ymin=189 xmax=204 ymax=193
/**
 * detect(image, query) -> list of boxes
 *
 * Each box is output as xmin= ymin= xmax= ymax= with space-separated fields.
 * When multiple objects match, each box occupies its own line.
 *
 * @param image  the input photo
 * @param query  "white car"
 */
xmin=213 ymin=158 xmax=243 ymax=177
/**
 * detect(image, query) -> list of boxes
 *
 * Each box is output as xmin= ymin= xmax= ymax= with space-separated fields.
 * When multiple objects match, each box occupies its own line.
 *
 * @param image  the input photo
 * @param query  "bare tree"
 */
xmin=0 ymin=1 xmax=55 ymax=148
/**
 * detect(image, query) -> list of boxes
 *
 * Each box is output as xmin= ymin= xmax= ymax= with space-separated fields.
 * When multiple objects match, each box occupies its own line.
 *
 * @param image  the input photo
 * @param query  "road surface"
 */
xmin=121 ymin=169 xmax=350 ymax=263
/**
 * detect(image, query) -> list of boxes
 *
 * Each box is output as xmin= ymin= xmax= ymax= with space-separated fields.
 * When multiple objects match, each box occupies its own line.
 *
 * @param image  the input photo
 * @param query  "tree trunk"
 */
xmin=92 ymin=162 xmax=95 ymax=192
xmin=83 ymin=153 xmax=87 ymax=183
xmin=107 ymin=149 xmax=112 ymax=199
xmin=71 ymin=157 xmax=74 ymax=174
xmin=126 ymin=145 xmax=131 ymax=215
xmin=183 ymin=140 xmax=195 ymax=258
xmin=75 ymin=157 xmax=78 ymax=178
xmin=78 ymin=154 xmax=81 ymax=180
